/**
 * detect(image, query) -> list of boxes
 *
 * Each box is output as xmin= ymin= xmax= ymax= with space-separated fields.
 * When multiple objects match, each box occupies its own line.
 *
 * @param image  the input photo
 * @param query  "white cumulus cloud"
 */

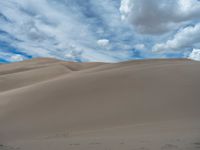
xmin=120 ymin=0 xmax=200 ymax=35
xmin=189 ymin=49 xmax=200 ymax=61
xmin=10 ymin=54 xmax=25 ymax=62
xmin=97 ymin=39 xmax=110 ymax=47
xmin=0 ymin=52 xmax=25 ymax=62
xmin=134 ymin=44 xmax=145 ymax=50
xmin=153 ymin=23 xmax=200 ymax=52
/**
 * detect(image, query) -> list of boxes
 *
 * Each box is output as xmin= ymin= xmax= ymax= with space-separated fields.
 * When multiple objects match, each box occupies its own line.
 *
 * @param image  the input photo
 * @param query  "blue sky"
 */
xmin=0 ymin=0 xmax=200 ymax=63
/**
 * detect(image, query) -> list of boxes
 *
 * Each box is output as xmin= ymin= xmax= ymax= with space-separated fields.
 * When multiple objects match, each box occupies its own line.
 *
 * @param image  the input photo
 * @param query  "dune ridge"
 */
xmin=0 ymin=58 xmax=200 ymax=150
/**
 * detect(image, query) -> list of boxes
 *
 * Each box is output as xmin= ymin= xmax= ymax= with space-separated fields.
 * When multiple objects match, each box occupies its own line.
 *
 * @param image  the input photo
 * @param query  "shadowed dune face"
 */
xmin=0 ymin=58 xmax=200 ymax=150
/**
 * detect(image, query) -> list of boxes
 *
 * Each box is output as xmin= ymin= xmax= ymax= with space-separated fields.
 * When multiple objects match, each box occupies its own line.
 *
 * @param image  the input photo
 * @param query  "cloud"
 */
xmin=0 ymin=0 xmax=199 ymax=62
xmin=153 ymin=23 xmax=200 ymax=52
xmin=188 ymin=49 xmax=200 ymax=61
xmin=0 ymin=0 xmax=137 ymax=62
xmin=0 ymin=52 xmax=25 ymax=62
xmin=64 ymin=50 xmax=85 ymax=62
xmin=97 ymin=39 xmax=110 ymax=47
xmin=0 ymin=0 xmax=98 ymax=59
xmin=134 ymin=44 xmax=145 ymax=50
xmin=120 ymin=0 xmax=200 ymax=35
xmin=10 ymin=54 xmax=25 ymax=62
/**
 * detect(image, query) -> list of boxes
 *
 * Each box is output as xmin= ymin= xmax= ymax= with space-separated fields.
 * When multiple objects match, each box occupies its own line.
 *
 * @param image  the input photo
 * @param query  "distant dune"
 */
xmin=0 ymin=58 xmax=200 ymax=150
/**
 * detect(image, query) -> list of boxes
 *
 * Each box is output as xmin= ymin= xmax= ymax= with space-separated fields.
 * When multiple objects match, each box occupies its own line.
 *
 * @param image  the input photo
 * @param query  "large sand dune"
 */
xmin=0 ymin=58 xmax=200 ymax=150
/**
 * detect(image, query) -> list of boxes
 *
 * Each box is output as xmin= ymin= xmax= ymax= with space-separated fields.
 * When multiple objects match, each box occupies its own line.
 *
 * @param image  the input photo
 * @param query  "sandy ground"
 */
xmin=0 ymin=58 xmax=200 ymax=150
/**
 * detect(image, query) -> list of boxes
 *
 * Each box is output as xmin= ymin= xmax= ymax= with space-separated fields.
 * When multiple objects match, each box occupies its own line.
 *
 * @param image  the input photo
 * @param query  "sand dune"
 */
xmin=0 ymin=58 xmax=104 ymax=92
xmin=0 ymin=58 xmax=200 ymax=150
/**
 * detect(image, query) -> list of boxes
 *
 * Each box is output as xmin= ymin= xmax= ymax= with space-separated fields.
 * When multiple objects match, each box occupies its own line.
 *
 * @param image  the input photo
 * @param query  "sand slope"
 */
xmin=0 ymin=58 xmax=200 ymax=150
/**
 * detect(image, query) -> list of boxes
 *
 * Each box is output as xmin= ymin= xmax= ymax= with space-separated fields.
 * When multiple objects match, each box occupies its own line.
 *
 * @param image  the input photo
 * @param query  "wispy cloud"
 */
xmin=0 ymin=0 xmax=137 ymax=62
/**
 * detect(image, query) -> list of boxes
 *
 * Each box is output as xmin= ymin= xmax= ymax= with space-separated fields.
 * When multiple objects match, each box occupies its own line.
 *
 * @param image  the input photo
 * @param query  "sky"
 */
xmin=0 ymin=0 xmax=200 ymax=63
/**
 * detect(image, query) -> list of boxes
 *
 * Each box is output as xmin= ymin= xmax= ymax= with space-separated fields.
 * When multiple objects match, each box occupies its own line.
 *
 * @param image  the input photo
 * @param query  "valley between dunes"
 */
xmin=0 ymin=58 xmax=200 ymax=150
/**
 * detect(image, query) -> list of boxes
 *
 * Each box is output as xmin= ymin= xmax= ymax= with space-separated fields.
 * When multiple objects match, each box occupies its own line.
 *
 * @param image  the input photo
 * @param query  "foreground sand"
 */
xmin=0 ymin=58 xmax=200 ymax=150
